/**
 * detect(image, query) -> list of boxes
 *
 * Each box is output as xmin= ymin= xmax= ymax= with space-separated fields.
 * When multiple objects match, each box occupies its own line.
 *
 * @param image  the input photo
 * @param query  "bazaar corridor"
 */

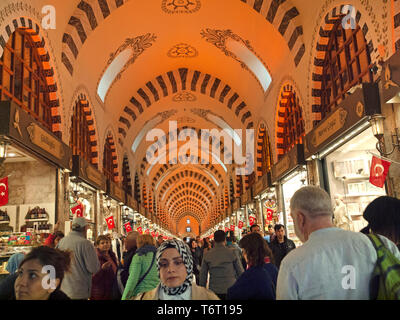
xmin=0 ymin=0 xmax=400 ymax=302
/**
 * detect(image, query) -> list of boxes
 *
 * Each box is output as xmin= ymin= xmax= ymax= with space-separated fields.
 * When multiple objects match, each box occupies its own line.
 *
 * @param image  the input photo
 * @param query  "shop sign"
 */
xmin=107 ymin=180 xmax=125 ymax=203
xmin=381 ymin=51 xmax=400 ymax=103
xmin=72 ymin=156 xmax=106 ymax=191
xmin=254 ymin=174 xmax=269 ymax=196
xmin=272 ymin=144 xmax=305 ymax=183
xmin=304 ymin=83 xmax=381 ymax=159
xmin=126 ymin=194 xmax=138 ymax=211
xmin=0 ymin=101 xmax=72 ymax=170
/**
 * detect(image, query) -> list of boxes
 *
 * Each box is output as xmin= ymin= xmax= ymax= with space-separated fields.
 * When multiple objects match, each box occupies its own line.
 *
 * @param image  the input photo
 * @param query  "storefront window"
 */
xmin=280 ymin=169 xmax=308 ymax=247
xmin=0 ymin=29 xmax=54 ymax=132
xmin=325 ymin=127 xmax=386 ymax=232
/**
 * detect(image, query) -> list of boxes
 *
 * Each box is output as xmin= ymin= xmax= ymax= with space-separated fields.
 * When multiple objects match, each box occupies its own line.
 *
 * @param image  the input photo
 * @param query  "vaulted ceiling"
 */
xmin=55 ymin=0 xmax=306 ymax=235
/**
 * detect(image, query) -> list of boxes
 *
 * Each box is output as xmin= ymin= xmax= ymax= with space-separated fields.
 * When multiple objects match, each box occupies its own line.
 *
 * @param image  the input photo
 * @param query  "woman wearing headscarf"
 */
xmin=134 ymin=239 xmax=219 ymax=300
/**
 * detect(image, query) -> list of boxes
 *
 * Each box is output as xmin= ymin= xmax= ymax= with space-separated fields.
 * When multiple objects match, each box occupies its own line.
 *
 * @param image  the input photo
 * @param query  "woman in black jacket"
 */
xmin=189 ymin=239 xmax=201 ymax=285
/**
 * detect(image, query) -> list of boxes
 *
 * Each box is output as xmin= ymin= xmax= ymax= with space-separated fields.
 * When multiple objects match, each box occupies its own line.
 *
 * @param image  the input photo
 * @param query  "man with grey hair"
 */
xmin=276 ymin=186 xmax=400 ymax=300
xmin=56 ymin=217 xmax=100 ymax=299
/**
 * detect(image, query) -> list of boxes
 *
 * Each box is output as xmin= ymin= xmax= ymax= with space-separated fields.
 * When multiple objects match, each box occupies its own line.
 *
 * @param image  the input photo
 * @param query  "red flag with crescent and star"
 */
xmin=369 ymin=156 xmax=391 ymax=188
xmin=266 ymin=208 xmax=274 ymax=222
xmin=105 ymin=215 xmax=115 ymax=230
xmin=71 ymin=203 xmax=84 ymax=217
xmin=249 ymin=216 xmax=256 ymax=226
xmin=137 ymin=227 xmax=143 ymax=234
xmin=124 ymin=222 xmax=132 ymax=233
xmin=230 ymin=225 xmax=235 ymax=231
xmin=238 ymin=221 xmax=244 ymax=229
xmin=0 ymin=177 xmax=9 ymax=207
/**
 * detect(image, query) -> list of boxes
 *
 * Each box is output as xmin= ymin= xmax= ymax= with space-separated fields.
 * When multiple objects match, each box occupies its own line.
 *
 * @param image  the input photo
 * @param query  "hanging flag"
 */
xmin=249 ymin=216 xmax=256 ymax=226
xmin=145 ymin=229 xmax=150 ymax=234
xmin=156 ymin=232 xmax=159 ymax=238
xmin=71 ymin=203 xmax=84 ymax=217
xmin=137 ymin=227 xmax=143 ymax=234
xmin=238 ymin=221 xmax=244 ymax=229
xmin=0 ymin=177 xmax=9 ymax=207
xmin=369 ymin=156 xmax=392 ymax=188
xmin=163 ymin=235 xmax=168 ymax=240
xmin=124 ymin=222 xmax=132 ymax=233
xmin=224 ymin=227 xmax=229 ymax=232
xmin=230 ymin=225 xmax=235 ymax=231
xmin=105 ymin=215 xmax=115 ymax=230
xmin=151 ymin=231 xmax=155 ymax=237
xmin=266 ymin=208 xmax=274 ymax=222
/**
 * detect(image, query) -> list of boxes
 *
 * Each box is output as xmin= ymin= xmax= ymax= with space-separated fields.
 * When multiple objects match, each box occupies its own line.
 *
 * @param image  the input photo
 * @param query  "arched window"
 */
xmin=276 ymin=85 xmax=305 ymax=160
xmin=103 ymin=135 xmax=117 ymax=182
xmin=70 ymin=99 xmax=97 ymax=167
xmin=320 ymin=17 xmax=373 ymax=120
xmin=0 ymin=29 xmax=57 ymax=134
xmin=122 ymin=156 xmax=132 ymax=195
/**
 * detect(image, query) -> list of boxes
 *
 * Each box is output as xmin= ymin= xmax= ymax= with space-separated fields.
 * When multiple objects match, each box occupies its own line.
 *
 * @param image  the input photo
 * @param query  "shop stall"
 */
xmin=240 ymin=188 xmax=254 ymax=235
xmin=271 ymin=144 xmax=307 ymax=247
xmin=0 ymin=101 xmax=72 ymax=271
xmin=304 ymin=83 xmax=384 ymax=232
xmin=70 ymin=155 xmax=107 ymax=242
xmin=124 ymin=193 xmax=138 ymax=235
xmin=103 ymin=179 xmax=125 ymax=236
xmin=252 ymin=173 xmax=274 ymax=233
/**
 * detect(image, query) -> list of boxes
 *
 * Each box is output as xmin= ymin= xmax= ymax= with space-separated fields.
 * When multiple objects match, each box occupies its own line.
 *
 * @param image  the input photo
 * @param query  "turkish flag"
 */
xmin=225 ymin=227 xmax=229 ymax=232
xmin=124 ymin=222 xmax=132 ymax=233
xmin=137 ymin=227 xmax=143 ymax=234
xmin=230 ymin=225 xmax=235 ymax=231
xmin=71 ymin=203 xmax=84 ymax=217
xmin=249 ymin=216 xmax=256 ymax=226
xmin=369 ymin=156 xmax=391 ymax=188
xmin=163 ymin=236 xmax=168 ymax=240
xmin=151 ymin=231 xmax=155 ymax=237
xmin=145 ymin=229 xmax=150 ymax=234
xmin=238 ymin=221 xmax=244 ymax=229
xmin=0 ymin=177 xmax=9 ymax=207
xmin=105 ymin=216 xmax=115 ymax=230
xmin=156 ymin=232 xmax=159 ymax=238
xmin=266 ymin=208 xmax=274 ymax=221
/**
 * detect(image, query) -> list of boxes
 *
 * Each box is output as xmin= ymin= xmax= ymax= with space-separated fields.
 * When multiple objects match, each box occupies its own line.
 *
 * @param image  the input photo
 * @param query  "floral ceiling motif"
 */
xmin=168 ymin=43 xmax=198 ymax=58
xmin=161 ymin=0 xmax=201 ymax=14
xmin=173 ymin=91 xmax=197 ymax=102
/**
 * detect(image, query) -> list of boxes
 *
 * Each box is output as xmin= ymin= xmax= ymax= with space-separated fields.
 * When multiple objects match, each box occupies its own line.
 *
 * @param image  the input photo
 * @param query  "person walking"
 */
xmin=56 ymin=217 xmax=100 ymax=300
xmin=90 ymin=235 xmax=118 ymax=300
xmin=120 ymin=231 xmax=139 ymax=287
xmin=360 ymin=196 xmax=400 ymax=250
xmin=276 ymin=186 xmax=400 ymax=300
xmin=121 ymin=234 xmax=159 ymax=300
xmin=189 ymin=238 xmax=201 ymax=285
xmin=269 ymin=224 xmax=296 ymax=269
xmin=226 ymin=232 xmax=246 ymax=270
xmin=227 ymin=232 xmax=278 ymax=300
xmin=199 ymin=230 xmax=244 ymax=300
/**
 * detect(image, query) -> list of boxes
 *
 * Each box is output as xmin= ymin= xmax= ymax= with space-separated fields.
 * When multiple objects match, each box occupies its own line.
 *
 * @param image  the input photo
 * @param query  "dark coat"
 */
xmin=227 ymin=263 xmax=278 ymax=300
xmin=121 ymin=246 xmax=137 ymax=287
xmin=90 ymin=248 xmax=118 ymax=300
xmin=269 ymin=236 xmax=296 ymax=269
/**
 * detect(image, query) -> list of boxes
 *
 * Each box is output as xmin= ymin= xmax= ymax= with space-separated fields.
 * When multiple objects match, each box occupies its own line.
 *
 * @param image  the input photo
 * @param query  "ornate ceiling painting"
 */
xmin=19 ymin=0 xmax=318 ymax=237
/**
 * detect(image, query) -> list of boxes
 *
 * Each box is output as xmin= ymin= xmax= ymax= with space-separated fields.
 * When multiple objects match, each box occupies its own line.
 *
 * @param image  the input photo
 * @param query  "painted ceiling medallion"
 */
xmin=173 ymin=91 xmax=197 ymax=102
xmin=177 ymin=117 xmax=196 ymax=123
xmin=161 ymin=0 xmax=201 ymax=14
xmin=168 ymin=43 xmax=198 ymax=58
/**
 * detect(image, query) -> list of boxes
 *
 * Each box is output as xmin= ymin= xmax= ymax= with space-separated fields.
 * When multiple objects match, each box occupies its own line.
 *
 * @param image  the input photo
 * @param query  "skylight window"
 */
xmin=225 ymin=38 xmax=272 ymax=92
xmin=97 ymin=49 xmax=132 ymax=102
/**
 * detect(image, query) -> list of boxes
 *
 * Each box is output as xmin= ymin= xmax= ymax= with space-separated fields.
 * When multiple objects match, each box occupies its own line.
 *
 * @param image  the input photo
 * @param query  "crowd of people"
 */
xmin=0 ymin=186 xmax=399 ymax=300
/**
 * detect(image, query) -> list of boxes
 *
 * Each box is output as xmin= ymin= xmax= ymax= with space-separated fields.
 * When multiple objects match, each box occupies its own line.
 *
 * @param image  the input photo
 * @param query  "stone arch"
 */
xmin=310 ymin=4 xmax=379 ymax=126
xmin=0 ymin=17 xmax=62 ymax=137
xmin=256 ymin=121 xmax=273 ymax=178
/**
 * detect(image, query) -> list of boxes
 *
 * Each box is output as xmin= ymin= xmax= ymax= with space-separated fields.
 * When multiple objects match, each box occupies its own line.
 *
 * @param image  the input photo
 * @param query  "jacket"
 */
xmin=199 ymin=242 xmax=244 ymax=294
xmin=134 ymin=283 xmax=220 ymax=300
xmin=121 ymin=249 xmax=159 ymax=300
xmin=121 ymin=246 xmax=137 ymax=287
xmin=227 ymin=263 xmax=278 ymax=300
xmin=269 ymin=236 xmax=296 ymax=269
xmin=56 ymin=231 xmax=100 ymax=299
xmin=90 ymin=248 xmax=118 ymax=300
xmin=227 ymin=243 xmax=246 ymax=270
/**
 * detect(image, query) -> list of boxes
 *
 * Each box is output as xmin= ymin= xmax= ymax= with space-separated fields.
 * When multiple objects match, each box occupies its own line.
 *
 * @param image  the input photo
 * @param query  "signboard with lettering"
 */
xmin=106 ymin=180 xmax=125 ymax=203
xmin=304 ymin=83 xmax=381 ymax=159
xmin=381 ymin=51 xmax=400 ymax=104
xmin=71 ymin=155 xmax=106 ymax=191
xmin=0 ymin=101 xmax=72 ymax=170
xmin=271 ymin=144 xmax=305 ymax=183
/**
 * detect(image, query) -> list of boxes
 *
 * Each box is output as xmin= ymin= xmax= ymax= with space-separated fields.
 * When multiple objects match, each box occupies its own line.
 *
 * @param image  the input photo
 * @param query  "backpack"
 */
xmin=367 ymin=234 xmax=400 ymax=300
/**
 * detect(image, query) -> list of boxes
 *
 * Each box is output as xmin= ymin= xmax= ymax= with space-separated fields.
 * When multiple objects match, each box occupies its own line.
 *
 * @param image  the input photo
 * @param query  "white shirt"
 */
xmin=276 ymin=228 xmax=400 ymax=300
